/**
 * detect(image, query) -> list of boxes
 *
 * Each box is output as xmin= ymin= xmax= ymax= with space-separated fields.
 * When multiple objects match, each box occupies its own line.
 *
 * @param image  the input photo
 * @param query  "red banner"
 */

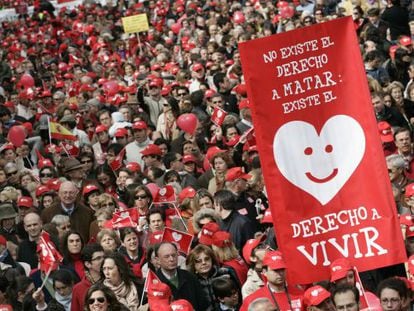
xmin=162 ymin=227 xmax=193 ymax=255
xmin=239 ymin=17 xmax=406 ymax=283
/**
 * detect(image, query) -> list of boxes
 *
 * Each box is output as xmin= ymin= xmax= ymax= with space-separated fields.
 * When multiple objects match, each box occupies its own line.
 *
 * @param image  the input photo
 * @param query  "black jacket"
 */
xmin=156 ymin=268 xmax=209 ymax=311
xmin=219 ymin=210 xmax=255 ymax=251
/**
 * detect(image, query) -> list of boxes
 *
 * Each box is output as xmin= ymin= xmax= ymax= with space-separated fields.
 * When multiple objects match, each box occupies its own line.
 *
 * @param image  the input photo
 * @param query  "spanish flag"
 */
xmin=49 ymin=122 xmax=77 ymax=141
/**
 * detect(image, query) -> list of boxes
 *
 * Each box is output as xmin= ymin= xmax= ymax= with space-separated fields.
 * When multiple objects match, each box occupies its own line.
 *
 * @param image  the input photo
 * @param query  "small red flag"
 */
xmin=162 ymin=227 xmax=193 ymax=255
xmin=211 ymin=106 xmax=227 ymax=126
xmin=144 ymin=269 xmax=161 ymax=292
xmin=109 ymin=147 xmax=126 ymax=171
xmin=37 ymin=231 xmax=63 ymax=272
xmin=104 ymin=208 xmax=139 ymax=229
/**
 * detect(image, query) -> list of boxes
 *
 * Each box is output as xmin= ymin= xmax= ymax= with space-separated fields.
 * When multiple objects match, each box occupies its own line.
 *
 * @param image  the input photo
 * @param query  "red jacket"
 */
xmin=71 ymin=276 xmax=92 ymax=311
xmin=240 ymin=284 xmax=303 ymax=311
xmin=223 ymin=257 xmax=248 ymax=285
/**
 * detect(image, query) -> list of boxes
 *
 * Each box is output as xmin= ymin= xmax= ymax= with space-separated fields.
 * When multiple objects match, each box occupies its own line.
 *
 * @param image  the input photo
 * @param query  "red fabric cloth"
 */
xmin=71 ymin=253 xmax=85 ymax=279
xmin=71 ymin=276 xmax=92 ymax=311
xmin=223 ymin=257 xmax=248 ymax=285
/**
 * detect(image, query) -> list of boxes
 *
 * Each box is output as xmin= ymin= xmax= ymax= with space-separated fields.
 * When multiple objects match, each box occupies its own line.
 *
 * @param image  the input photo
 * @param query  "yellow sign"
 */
xmin=122 ymin=14 xmax=149 ymax=34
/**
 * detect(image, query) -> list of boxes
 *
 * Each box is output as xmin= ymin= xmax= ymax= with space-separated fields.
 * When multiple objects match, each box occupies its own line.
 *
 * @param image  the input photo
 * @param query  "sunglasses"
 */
xmin=6 ymin=171 xmax=18 ymax=177
xmin=177 ymin=93 xmax=187 ymax=97
xmin=40 ymin=173 xmax=53 ymax=178
xmin=81 ymin=160 xmax=92 ymax=164
xmin=135 ymin=195 xmax=147 ymax=200
xmin=88 ymin=297 xmax=106 ymax=304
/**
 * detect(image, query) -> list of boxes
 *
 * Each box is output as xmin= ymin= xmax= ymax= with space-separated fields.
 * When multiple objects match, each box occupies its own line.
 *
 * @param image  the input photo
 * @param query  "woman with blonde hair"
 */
xmin=97 ymin=229 xmax=121 ymax=253
xmin=208 ymin=151 xmax=233 ymax=194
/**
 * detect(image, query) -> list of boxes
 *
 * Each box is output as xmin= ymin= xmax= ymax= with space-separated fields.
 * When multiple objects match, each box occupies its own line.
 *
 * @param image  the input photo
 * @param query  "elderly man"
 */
xmin=155 ymin=242 xmax=208 ymax=311
xmin=386 ymin=154 xmax=412 ymax=194
xmin=41 ymin=181 xmax=93 ymax=241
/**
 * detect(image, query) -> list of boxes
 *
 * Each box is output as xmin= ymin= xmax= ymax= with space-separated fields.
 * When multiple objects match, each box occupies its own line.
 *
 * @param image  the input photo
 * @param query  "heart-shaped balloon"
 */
xmin=177 ymin=113 xmax=198 ymax=135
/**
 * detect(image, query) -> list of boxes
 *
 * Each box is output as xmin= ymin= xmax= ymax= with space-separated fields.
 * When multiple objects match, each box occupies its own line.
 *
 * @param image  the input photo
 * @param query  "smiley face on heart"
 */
xmin=273 ymin=115 xmax=365 ymax=205
xmin=172 ymin=232 xmax=182 ymax=242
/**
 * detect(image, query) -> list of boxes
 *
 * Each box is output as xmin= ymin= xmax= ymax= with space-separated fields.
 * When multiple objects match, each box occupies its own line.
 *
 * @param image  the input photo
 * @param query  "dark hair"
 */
xmin=212 ymin=276 xmax=238 ymax=299
xmin=377 ymin=277 xmax=409 ymax=301
xmin=163 ymin=152 xmax=180 ymax=169
xmin=214 ymin=190 xmax=236 ymax=211
xmin=332 ymin=284 xmax=360 ymax=305
xmin=81 ymin=243 xmax=104 ymax=266
xmin=119 ymin=227 xmax=139 ymax=242
xmin=213 ymin=72 xmax=226 ymax=90
xmin=7 ymin=275 xmax=33 ymax=308
xmin=154 ymin=138 xmax=170 ymax=152
xmin=393 ymin=127 xmax=411 ymax=141
xmin=52 ymin=269 xmax=74 ymax=288
xmin=107 ymin=143 xmax=124 ymax=155
xmin=62 ymin=231 xmax=84 ymax=262
xmin=186 ymin=244 xmax=219 ymax=274
xmin=95 ymin=164 xmax=117 ymax=187
xmin=101 ymin=253 xmax=137 ymax=289
xmin=163 ymin=170 xmax=181 ymax=185
xmin=148 ymin=207 xmax=166 ymax=222
xmin=147 ymin=167 xmax=165 ymax=181
xmin=84 ymin=283 xmax=126 ymax=311
xmin=0 ymin=276 xmax=9 ymax=292
xmin=127 ymin=185 xmax=153 ymax=207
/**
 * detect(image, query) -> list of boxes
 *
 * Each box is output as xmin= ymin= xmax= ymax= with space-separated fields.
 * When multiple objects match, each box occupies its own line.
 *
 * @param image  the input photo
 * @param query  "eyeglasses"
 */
xmin=91 ymin=255 xmax=104 ymax=262
xmin=381 ymin=298 xmax=400 ymax=305
xmin=101 ymin=202 xmax=115 ymax=208
xmin=6 ymin=171 xmax=18 ymax=177
xmin=81 ymin=160 xmax=92 ymax=164
xmin=212 ymin=100 xmax=222 ymax=104
xmin=40 ymin=173 xmax=53 ymax=178
xmin=135 ymin=195 xmax=148 ymax=200
xmin=88 ymin=297 xmax=106 ymax=304
xmin=177 ymin=92 xmax=187 ymax=97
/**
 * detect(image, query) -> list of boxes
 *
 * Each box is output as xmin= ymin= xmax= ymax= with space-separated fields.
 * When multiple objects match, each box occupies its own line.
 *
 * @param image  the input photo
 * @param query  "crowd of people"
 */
xmin=0 ymin=0 xmax=412 ymax=310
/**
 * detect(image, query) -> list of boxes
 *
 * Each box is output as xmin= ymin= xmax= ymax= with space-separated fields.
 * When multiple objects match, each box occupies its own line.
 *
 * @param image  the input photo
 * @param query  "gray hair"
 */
xmin=193 ymin=208 xmax=221 ymax=232
xmin=386 ymin=154 xmax=406 ymax=169
xmin=51 ymin=214 xmax=70 ymax=226
xmin=248 ymin=298 xmax=275 ymax=311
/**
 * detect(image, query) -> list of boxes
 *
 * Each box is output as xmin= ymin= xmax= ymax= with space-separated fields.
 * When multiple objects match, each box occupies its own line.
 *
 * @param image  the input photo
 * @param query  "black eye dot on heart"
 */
xmin=304 ymin=147 xmax=313 ymax=155
xmin=325 ymin=144 xmax=333 ymax=153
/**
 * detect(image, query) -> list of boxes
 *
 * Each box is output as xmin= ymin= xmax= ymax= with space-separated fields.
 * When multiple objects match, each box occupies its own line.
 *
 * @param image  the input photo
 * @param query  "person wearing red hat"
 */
xmin=189 ymin=63 xmax=206 ymax=94
xmin=329 ymin=258 xmax=355 ymax=287
xmin=137 ymin=77 xmax=168 ymax=127
xmin=236 ymin=99 xmax=253 ymax=135
xmin=125 ymin=120 xmax=151 ymax=167
xmin=114 ymin=127 xmax=129 ymax=146
xmin=141 ymin=144 xmax=164 ymax=171
xmin=242 ymin=237 xmax=268 ymax=298
xmin=93 ymin=124 xmax=111 ymax=157
xmin=240 ymin=251 xmax=303 ymax=311
xmin=372 ymin=92 xmax=407 ymax=129
xmin=82 ymin=184 xmax=101 ymax=212
xmin=303 ymin=285 xmax=335 ymax=311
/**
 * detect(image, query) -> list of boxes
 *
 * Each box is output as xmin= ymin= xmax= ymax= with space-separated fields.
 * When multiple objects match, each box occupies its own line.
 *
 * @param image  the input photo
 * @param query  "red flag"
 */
xmin=104 ymin=208 xmax=139 ymax=229
xmin=153 ymin=185 xmax=176 ymax=204
xmin=60 ymin=142 xmax=80 ymax=157
xmin=37 ymin=231 xmax=63 ymax=272
xmin=239 ymin=17 xmax=406 ymax=283
xmin=144 ymin=269 xmax=161 ymax=292
xmin=162 ymin=227 xmax=193 ymax=255
xmin=109 ymin=147 xmax=126 ymax=171
xmin=211 ymin=106 xmax=227 ymax=126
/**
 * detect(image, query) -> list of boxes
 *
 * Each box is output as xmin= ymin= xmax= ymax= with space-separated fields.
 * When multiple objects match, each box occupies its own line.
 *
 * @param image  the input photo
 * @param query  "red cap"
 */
xmin=2 ymin=143 xmax=14 ymax=151
xmin=171 ymin=299 xmax=194 ymax=311
xmin=329 ymin=258 xmax=353 ymax=282
xmin=406 ymin=225 xmax=414 ymax=238
xmin=38 ymin=158 xmax=54 ymax=169
xmin=211 ymin=231 xmax=232 ymax=248
xmin=82 ymin=184 xmax=99 ymax=196
xmin=303 ymin=285 xmax=331 ymax=307
xmin=242 ymin=235 xmax=267 ymax=264
xmin=178 ymin=186 xmax=196 ymax=203
xmin=47 ymin=179 xmax=62 ymax=192
xmin=149 ymin=78 xmax=163 ymax=88
xmin=225 ymin=167 xmax=252 ymax=182
xmin=232 ymin=84 xmax=247 ymax=96
xmin=406 ymin=183 xmax=414 ymax=197
xmin=0 ymin=235 xmax=7 ymax=246
xmin=192 ymin=63 xmax=204 ymax=72
xmin=132 ymin=121 xmax=148 ymax=130
xmin=204 ymin=89 xmax=215 ymax=99
xmin=96 ymin=124 xmax=108 ymax=134
xmin=115 ymin=128 xmax=128 ymax=138
xmin=36 ymin=185 xmax=51 ymax=197
xmin=378 ymin=121 xmax=393 ymax=143
xmin=18 ymin=196 xmax=33 ymax=208
xmin=239 ymin=99 xmax=250 ymax=110
xmin=198 ymin=222 xmax=220 ymax=246
xmin=399 ymin=36 xmax=412 ymax=47
xmin=141 ymin=144 xmax=162 ymax=157
xmin=206 ymin=147 xmax=225 ymax=161
xmin=183 ymin=154 xmax=197 ymax=164
xmin=263 ymin=250 xmax=286 ymax=270
xmin=126 ymin=162 xmax=141 ymax=172
xmin=261 ymin=209 xmax=273 ymax=224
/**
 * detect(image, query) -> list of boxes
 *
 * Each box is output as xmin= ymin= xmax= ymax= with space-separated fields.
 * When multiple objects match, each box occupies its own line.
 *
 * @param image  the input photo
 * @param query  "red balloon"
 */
xmin=233 ymin=11 xmax=246 ymax=24
xmin=103 ymin=81 xmax=119 ymax=96
xmin=170 ymin=23 xmax=181 ymax=35
xmin=20 ymin=74 xmax=35 ymax=88
xmin=277 ymin=1 xmax=289 ymax=8
xmin=280 ymin=6 xmax=295 ymax=19
xmin=8 ymin=126 xmax=26 ymax=147
xmin=177 ymin=113 xmax=198 ymax=135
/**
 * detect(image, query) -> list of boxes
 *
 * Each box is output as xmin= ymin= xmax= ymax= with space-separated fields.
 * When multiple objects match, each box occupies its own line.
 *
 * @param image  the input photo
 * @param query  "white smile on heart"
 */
xmin=273 ymin=115 xmax=366 ymax=205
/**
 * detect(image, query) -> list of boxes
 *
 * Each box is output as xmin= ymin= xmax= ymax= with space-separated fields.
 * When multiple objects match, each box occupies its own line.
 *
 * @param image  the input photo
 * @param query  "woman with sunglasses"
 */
xmin=84 ymin=283 xmax=129 ymax=311
xmin=101 ymin=253 xmax=140 ymax=311
xmin=78 ymin=152 xmax=95 ymax=179
xmin=38 ymin=166 xmax=58 ymax=185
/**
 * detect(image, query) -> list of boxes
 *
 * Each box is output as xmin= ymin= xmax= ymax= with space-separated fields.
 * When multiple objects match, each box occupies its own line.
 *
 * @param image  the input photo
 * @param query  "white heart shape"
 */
xmin=172 ymin=232 xmax=182 ymax=242
xmin=159 ymin=188 xmax=166 ymax=196
xmin=273 ymin=115 xmax=365 ymax=205
xmin=311 ymin=289 xmax=319 ymax=297
xmin=411 ymin=259 xmax=414 ymax=265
